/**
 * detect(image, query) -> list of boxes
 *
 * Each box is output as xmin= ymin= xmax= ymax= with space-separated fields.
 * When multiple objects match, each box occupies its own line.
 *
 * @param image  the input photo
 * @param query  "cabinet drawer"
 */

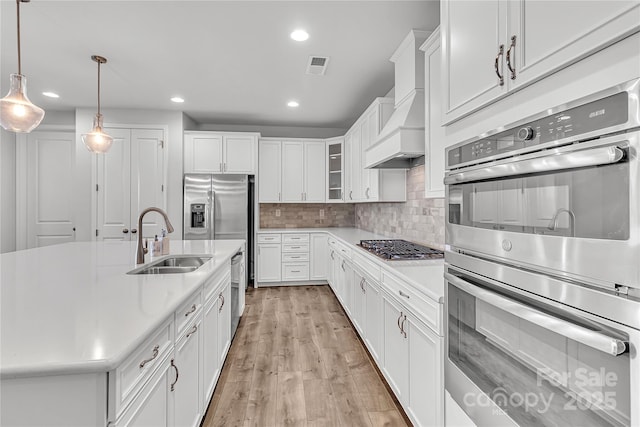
xmin=109 ymin=318 xmax=173 ymax=420
xmin=258 ymin=233 xmax=281 ymax=243
xmin=282 ymin=243 xmax=310 ymax=253
xmin=283 ymin=233 xmax=309 ymax=243
xmin=204 ymin=268 xmax=230 ymax=302
xmin=282 ymin=253 xmax=309 ymax=262
xmin=175 ymin=290 xmax=202 ymax=336
xmin=382 ymin=271 xmax=441 ymax=335
xmin=352 ymin=251 xmax=381 ymax=282
xmin=282 ymin=263 xmax=310 ymax=281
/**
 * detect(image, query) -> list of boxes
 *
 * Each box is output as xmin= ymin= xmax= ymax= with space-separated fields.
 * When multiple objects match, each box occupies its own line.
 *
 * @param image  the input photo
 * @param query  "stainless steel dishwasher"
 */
xmin=230 ymin=251 xmax=243 ymax=337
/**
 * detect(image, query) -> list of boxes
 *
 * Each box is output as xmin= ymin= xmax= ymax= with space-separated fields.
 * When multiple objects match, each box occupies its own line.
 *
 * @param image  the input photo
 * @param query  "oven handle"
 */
xmin=443 ymin=145 xmax=624 ymax=185
xmin=444 ymin=272 xmax=628 ymax=356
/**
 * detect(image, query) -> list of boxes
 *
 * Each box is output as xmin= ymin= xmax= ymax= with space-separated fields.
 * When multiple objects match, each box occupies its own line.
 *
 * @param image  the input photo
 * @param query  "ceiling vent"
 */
xmin=306 ymin=56 xmax=330 ymax=75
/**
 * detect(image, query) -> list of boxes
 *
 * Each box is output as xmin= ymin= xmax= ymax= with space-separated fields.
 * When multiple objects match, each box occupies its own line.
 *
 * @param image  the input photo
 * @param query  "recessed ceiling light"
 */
xmin=287 ymin=101 xmax=299 ymax=108
xmin=290 ymin=29 xmax=309 ymax=42
xmin=42 ymin=91 xmax=59 ymax=98
xmin=171 ymin=97 xmax=184 ymax=103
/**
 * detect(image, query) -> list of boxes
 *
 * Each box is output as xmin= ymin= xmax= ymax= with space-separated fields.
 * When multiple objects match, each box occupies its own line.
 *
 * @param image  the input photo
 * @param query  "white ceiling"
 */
xmin=0 ymin=1 xmax=440 ymax=130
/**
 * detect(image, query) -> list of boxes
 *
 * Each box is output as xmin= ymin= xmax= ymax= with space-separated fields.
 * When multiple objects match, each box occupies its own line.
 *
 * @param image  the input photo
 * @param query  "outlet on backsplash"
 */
xmin=319 ymin=209 xmax=325 ymax=218
xmin=275 ymin=209 xmax=281 ymax=217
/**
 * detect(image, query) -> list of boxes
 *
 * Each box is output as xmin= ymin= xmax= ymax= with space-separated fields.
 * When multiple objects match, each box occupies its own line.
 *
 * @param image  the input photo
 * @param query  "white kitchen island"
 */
xmin=0 ymin=239 xmax=244 ymax=427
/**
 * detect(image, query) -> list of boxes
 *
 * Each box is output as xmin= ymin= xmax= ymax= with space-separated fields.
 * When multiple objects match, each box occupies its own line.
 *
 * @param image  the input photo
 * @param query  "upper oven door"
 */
xmin=445 ymin=130 xmax=639 ymax=291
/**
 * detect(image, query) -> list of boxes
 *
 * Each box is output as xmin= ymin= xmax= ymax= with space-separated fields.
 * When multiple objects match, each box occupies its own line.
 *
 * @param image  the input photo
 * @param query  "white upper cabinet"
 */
xmin=281 ymin=141 xmax=305 ymax=202
xmin=442 ymin=0 xmax=507 ymax=124
xmin=184 ymin=132 xmax=258 ymax=174
xmin=441 ymin=0 xmax=640 ymax=124
xmin=420 ymin=28 xmax=446 ymax=199
xmin=326 ymin=137 xmax=345 ymax=202
xmin=258 ymin=139 xmax=326 ymax=203
xmin=509 ymin=0 xmax=640 ymax=91
xmin=258 ymin=140 xmax=282 ymax=202
xmin=345 ymin=97 xmax=405 ymax=203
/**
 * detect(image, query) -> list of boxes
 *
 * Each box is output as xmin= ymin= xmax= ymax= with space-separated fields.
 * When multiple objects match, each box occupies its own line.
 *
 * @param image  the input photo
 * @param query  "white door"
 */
xmin=172 ymin=318 xmax=202 ymax=427
xmin=97 ymin=128 xmax=132 ymax=241
xmin=97 ymin=128 xmax=165 ymax=241
xmin=217 ymin=280 xmax=231 ymax=365
xmin=364 ymin=278 xmax=382 ymax=363
xmin=442 ymin=0 xmax=507 ymax=123
xmin=509 ymin=0 xmax=640 ymax=90
xmin=202 ymin=296 xmax=220 ymax=403
xmin=24 ymin=131 xmax=76 ymax=248
xmin=382 ymin=293 xmax=408 ymax=400
xmin=309 ymin=233 xmax=328 ymax=280
xmin=349 ymin=127 xmax=362 ymax=201
xmin=406 ymin=314 xmax=443 ymax=427
xmin=130 ymin=129 xmax=165 ymax=239
xmin=258 ymin=140 xmax=281 ymax=202
xmin=351 ymin=269 xmax=365 ymax=334
xmin=224 ymin=135 xmax=255 ymax=173
xmin=184 ymin=134 xmax=222 ymax=174
xmin=257 ymin=244 xmax=281 ymax=282
xmin=304 ymin=141 xmax=326 ymax=202
xmin=281 ymin=141 xmax=304 ymax=202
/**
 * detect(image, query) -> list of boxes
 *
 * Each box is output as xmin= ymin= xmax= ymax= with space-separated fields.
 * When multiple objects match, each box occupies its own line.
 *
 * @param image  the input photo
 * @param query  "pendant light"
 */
xmin=82 ymin=55 xmax=113 ymax=153
xmin=0 ymin=0 xmax=45 ymax=133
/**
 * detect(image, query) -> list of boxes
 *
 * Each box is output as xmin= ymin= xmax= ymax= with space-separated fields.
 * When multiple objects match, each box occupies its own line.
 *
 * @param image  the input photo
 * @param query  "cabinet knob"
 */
xmin=122 ymin=228 xmax=129 ymax=234
xmin=131 ymin=229 xmax=137 ymax=234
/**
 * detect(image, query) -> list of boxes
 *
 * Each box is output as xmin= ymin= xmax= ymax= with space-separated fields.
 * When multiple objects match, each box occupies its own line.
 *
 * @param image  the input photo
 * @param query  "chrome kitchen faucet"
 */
xmin=136 ymin=207 xmax=174 ymax=264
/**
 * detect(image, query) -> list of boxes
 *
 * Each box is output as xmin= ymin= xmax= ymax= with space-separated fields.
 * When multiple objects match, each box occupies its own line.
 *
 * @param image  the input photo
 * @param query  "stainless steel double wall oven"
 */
xmin=444 ymin=79 xmax=640 ymax=427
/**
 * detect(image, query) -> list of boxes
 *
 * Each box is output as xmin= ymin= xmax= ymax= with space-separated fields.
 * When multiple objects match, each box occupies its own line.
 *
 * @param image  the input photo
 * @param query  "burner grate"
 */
xmin=359 ymin=239 xmax=444 ymax=260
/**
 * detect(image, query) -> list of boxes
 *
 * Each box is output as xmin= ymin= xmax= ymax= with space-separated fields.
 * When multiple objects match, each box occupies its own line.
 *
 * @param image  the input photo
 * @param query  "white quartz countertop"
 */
xmin=0 ymin=239 xmax=244 ymax=378
xmin=258 ymin=227 xmax=445 ymax=301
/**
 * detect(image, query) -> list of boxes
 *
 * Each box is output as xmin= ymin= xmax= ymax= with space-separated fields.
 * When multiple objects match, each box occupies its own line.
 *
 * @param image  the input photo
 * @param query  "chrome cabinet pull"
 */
xmin=278 ymin=192 xmax=281 ymax=201
xmin=506 ymin=35 xmax=516 ymax=80
xmin=341 ymin=261 xmax=346 ymax=271
xmin=397 ymin=312 xmax=403 ymax=332
xmin=360 ymin=277 xmax=366 ymax=292
xmin=365 ymin=187 xmax=370 ymax=199
xmin=291 ymin=270 xmax=301 ymax=273
xmin=290 ymin=256 xmax=301 ymax=259
xmin=218 ymin=293 xmax=225 ymax=312
xmin=494 ymin=44 xmax=505 ymax=86
xmin=139 ymin=345 xmax=159 ymax=368
xmin=170 ymin=358 xmax=179 ymax=391
xmin=186 ymin=325 xmax=198 ymax=339
xmin=349 ymin=190 xmax=353 ymax=200
xmin=445 ymin=272 xmax=628 ymax=356
xmin=400 ymin=315 xmax=407 ymax=338
xmin=330 ymin=250 xmax=335 ymax=260
xmin=219 ymin=162 xmax=223 ymax=171
xmin=398 ymin=290 xmax=410 ymax=299
xmin=184 ymin=304 xmax=196 ymax=317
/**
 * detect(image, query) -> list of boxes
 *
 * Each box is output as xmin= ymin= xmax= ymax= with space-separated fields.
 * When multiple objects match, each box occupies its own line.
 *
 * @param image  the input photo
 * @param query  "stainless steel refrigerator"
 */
xmin=183 ymin=173 xmax=254 ymax=285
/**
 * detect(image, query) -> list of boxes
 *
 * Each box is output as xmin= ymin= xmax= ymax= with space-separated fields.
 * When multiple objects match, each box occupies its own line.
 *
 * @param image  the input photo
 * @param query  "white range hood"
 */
xmin=366 ymin=29 xmax=431 ymax=169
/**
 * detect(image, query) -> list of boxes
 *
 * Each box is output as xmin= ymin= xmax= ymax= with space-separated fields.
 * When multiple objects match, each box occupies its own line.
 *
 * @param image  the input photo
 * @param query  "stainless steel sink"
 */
xmin=127 ymin=255 xmax=212 ymax=275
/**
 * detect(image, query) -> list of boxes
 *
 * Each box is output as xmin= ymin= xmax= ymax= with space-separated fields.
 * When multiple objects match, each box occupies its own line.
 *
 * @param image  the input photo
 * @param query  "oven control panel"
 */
xmin=447 ymin=91 xmax=628 ymax=168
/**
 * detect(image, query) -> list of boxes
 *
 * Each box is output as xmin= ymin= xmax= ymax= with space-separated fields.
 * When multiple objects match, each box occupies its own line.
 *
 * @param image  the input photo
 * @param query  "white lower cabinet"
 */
xmin=114 ymin=354 xmax=173 ymax=427
xmin=216 ymin=280 xmax=232 ymax=368
xmin=172 ymin=314 xmax=203 ymax=427
xmin=329 ymin=243 xmax=444 ymax=427
xmin=257 ymin=243 xmax=282 ymax=282
xmin=202 ymin=295 xmax=220 ymax=403
xmin=310 ymin=233 xmax=328 ymax=280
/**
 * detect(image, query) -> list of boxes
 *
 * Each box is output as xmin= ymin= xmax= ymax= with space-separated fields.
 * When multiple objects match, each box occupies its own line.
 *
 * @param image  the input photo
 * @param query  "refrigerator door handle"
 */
xmin=209 ymin=189 xmax=216 ymax=240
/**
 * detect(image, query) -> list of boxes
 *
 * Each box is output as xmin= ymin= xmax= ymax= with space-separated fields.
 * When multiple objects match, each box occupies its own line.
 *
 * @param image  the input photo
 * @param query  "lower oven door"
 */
xmin=445 ymin=130 xmax=640 ymax=290
xmin=444 ymin=265 xmax=639 ymax=427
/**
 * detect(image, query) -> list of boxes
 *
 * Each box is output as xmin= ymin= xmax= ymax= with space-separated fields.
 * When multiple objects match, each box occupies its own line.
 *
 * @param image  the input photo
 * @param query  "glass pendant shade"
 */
xmin=82 ymin=113 xmax=113 ymax=153
xmin=0 ymin=73 xmax=45 ymax=133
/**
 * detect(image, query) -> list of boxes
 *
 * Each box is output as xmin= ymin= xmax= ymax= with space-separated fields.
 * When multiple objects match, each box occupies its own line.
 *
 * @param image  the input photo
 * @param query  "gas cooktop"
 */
xmin=358 ymin=239 xmax=444 ymax=260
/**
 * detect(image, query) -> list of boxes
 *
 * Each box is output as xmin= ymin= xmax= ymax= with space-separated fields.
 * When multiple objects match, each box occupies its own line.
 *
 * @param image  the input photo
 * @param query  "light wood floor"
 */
xmin=202 ymin=285 xmax=410 ymax=427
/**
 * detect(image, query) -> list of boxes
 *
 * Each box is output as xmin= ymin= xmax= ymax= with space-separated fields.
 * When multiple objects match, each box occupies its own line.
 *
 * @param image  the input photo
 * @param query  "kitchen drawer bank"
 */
xmin=0 ymin=240 xmax=243 ymax=427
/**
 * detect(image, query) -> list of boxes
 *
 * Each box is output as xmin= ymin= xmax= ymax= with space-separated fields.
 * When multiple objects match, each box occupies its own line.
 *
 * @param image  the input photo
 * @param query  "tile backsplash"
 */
xmin=258 ymin=165 xmax=445 ymax=248
xmin=356 ymin=165 xmax=445 ymax=249
xmin=260 ymin=203 xmax=355 ymax=228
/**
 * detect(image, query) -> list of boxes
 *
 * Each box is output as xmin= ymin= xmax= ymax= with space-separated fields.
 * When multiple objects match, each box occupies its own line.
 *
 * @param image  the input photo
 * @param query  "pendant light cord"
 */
xmin=97 ymin=60 xmax=101 ymax=116
xmin=16 ymin=0 xmax=22 ymax=75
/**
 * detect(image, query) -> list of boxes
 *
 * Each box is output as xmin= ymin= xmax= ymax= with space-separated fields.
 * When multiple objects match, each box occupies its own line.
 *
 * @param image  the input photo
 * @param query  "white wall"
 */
xmin=75 ymin=108 xmax=185 ymax=240
xmin=1 ymin=129 xmax=16 ymax=253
